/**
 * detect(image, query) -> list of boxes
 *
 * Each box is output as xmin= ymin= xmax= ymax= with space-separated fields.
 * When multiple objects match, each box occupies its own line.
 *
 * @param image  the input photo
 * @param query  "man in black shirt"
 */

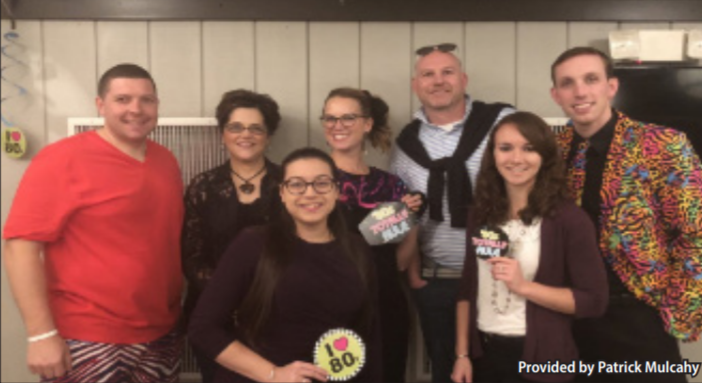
xmin=549 ymin=46 xmax=702 ymax=382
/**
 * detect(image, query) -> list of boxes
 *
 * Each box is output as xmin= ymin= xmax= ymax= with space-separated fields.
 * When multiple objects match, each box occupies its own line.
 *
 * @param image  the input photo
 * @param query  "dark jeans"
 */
xmin=193 ymin=346 xmax=218 ymax=383
xmin=573 ymin=295 xmax=686 ymax=383
xmin=473 ymin=332 xmax=537 ymax=383
xmin=412 ymin=277 xmax=460 ymax=383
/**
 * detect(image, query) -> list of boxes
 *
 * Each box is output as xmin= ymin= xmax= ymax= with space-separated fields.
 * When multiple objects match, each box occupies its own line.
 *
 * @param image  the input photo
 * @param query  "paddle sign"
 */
xmin=314 ymin=328 xmax=366 ymax=381
xmin=2 ymin=127 xmax=27 ymax=158
xmin=358 ymin=201 xmax=417 ymax=245
xmin=470 ymin=225 xmax=510 ymax=259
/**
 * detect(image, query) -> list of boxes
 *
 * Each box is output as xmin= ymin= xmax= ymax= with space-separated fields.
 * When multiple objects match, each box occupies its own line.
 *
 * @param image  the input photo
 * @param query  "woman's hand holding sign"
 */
xmin=487 ymin=257 xmax=527 ymax=296
xmin=400 ymin=192 xmax=424 ymax=212
xmin=273 ymin=361 xmax=328 ymax=383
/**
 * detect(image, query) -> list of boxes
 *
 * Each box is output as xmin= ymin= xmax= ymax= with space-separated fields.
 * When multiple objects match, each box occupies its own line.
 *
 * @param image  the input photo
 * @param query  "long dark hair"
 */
xmin=473 ymin=111 xmax=569 ymax=227
xmin=237 ymin=147 xmax=373 ymax=346
xmin=324 ymin=87 xmax=392 ymax=153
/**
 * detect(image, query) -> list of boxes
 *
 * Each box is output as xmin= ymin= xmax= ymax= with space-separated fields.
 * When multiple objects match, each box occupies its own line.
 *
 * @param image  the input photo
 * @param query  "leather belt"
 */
xmin=421 ymin=258 xmax=462 ymax=279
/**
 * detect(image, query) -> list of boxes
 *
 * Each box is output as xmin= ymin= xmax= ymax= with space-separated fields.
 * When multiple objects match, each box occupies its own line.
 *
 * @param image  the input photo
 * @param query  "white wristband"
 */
xmin=28 ymin=330 xmax=58 ymax=343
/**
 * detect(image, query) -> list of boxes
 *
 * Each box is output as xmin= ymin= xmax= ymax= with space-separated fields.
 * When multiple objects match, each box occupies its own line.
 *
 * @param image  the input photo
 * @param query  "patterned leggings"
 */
xmin=42 ymin=330 xmax=182 ymax=383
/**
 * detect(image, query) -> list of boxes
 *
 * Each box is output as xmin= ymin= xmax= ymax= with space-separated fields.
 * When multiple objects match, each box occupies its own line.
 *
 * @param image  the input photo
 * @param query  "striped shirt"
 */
xmin=390 ymin=96 xmax=515 ymax=269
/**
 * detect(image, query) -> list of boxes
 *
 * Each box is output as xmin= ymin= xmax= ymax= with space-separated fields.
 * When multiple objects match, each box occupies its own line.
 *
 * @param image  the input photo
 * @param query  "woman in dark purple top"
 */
xmin=452 ymin=112 xmax=608 ymax=383
xmin=321 ymin=88 xmax=423 ymax=382
xmin=189 ymin=147 xmax=381 ymax=383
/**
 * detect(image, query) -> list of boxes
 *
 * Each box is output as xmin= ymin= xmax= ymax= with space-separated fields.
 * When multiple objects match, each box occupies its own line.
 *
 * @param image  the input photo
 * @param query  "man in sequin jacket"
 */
xmin=550 ymin=46 xmax=702 ymax=383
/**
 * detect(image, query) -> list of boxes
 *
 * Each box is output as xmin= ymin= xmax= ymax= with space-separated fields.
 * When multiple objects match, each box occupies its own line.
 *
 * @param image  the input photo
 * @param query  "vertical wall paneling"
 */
xmin=360 ymin=22 xmax=412 ymax=169
xmin=0 ymin=19 xmax=45 ymax=383
xmin=674 ymin=22 xmax=702 ymax=66
xmin=149 ymin=22 xmax=202 ymax=117
xmin=672 ymin=22 xmax=702 ymax=31
xmin=256 ymin=22 xmax=308 ymax=163
xmin=410 ymin=23 xmax=464 ymax=114
xmin=567 ymin=22 xmax=619 ymax=53
xmin=202 ymin=21 xmax=255 ymax=117
xmin=516 ymin=22 xmax=568 ymax=117
xmin=308 ymin=22 xmax=360 ymax=150
xmin=42 ymin=21 xmax=97 ymax=143
xmin=464 ymin=22 xmax=517 ymax=105
xmin=96 ymin=22 xmax=149 ymax=75
xmin=411 ymin=22 xmax=464 ymax=52
xmin=619 ymin=22 xmax=672 ymax=30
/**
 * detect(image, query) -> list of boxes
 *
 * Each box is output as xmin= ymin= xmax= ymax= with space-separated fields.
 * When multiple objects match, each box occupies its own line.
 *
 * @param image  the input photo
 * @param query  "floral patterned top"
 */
xmin=337 ymin=166 xmax=409 ymax=210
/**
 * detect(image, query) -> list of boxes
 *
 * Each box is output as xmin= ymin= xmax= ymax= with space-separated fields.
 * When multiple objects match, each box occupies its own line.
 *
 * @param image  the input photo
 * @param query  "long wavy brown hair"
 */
xmin=472 ymin=111 xmax=569 ymax=227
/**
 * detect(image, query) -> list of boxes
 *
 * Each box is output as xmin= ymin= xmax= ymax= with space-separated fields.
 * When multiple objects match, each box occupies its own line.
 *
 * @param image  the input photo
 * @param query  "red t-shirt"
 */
xmin=4 ymin=131 xmax=184 ymax=344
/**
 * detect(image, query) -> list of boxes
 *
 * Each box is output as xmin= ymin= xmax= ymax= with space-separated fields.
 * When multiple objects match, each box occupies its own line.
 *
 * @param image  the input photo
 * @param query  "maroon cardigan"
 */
xmin=458 ymin=202 xmax=608 ymax=382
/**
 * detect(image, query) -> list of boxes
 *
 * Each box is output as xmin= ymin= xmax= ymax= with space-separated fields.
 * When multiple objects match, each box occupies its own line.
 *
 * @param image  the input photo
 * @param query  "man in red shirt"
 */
xmin=3 ymin=64 xmax=184 ymax=382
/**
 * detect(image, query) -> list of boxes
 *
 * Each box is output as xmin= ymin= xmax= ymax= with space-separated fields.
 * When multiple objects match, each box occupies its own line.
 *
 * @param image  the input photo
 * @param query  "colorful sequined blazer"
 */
xmin=556 ymin=110 xmax=702 ymax=342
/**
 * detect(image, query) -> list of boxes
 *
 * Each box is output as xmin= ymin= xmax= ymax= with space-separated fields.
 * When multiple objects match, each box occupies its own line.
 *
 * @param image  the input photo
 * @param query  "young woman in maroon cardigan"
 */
xmin=451 ymin=112 xmax=608 ymax=383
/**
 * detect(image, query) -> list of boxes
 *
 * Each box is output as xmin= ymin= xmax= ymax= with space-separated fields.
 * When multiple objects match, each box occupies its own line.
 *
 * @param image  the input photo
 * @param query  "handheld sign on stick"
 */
xmin=470 ymin=226 xmax=510 ymax=259
xmin=314 ymin=328 xmax=366 ymax=381
xmin=358 ymin=201 xmax=417 ymax=245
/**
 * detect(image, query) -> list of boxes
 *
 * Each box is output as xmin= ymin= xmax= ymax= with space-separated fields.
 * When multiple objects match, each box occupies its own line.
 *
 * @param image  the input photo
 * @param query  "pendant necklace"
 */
xmin=491 ymin=220 xmax=526 ymax=315
xmin=230 ymin=164 xmax=266 ymax=194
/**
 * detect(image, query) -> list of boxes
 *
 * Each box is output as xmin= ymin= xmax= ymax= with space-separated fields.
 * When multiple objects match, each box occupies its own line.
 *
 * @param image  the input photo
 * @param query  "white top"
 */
xmin=477 ymin=218 xmax=542 ymax=336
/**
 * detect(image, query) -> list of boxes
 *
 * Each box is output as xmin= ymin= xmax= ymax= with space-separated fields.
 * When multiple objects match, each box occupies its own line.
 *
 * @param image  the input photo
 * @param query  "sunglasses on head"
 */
xmin=415 ymin=43 xmax=458 ymax=56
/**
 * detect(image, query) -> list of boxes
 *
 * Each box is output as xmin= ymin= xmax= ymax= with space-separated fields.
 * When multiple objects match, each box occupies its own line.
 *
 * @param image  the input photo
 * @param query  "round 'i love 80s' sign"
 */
xmin=1 ymin=127 xmax=27 ymax=158
xmin=313 ymin=328 xmax=366 ymax=381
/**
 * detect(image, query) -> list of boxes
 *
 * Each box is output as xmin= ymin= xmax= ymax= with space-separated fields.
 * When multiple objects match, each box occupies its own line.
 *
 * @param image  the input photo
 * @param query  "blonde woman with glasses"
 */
xmin=321 ymin=88 xmax=423 ymax=382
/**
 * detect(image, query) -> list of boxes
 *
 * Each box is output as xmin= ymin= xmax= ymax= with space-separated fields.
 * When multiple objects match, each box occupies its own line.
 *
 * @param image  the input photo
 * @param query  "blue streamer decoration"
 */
xmin=1 ymin=31 xmax=28 ymax=127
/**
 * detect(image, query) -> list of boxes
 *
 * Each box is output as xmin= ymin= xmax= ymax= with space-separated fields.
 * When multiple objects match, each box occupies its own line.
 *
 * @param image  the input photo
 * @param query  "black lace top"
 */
xmin=181 ymin=159 xmax=282 ymax=320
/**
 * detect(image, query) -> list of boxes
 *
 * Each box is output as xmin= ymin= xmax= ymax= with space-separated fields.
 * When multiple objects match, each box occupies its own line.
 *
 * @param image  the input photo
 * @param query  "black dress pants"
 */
xmin=573 ymin=295 xmax=686 ymax=383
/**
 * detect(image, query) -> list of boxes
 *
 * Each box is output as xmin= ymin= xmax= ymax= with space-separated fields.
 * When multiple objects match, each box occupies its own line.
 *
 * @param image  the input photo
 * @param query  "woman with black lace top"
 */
xmin=181 ymin=89 xmax=283 ymax=383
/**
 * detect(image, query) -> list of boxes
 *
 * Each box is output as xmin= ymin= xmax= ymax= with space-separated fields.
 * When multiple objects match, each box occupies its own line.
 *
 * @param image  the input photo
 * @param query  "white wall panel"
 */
xmin=619 ymin=22 xmax=671 ymax=30
xmin=96 ymin=21 xmax=149 ymax=75
xmin=150 ymin=22 xmax=202 ymax=117
xmin=516 ymin=22 xmax=567 ymax=117
xmin=464 ymin=22 xmax=517 ymax=105
xmin=674 ymin=22 xmax=702 ymax=66
xmin=202 ymin=21 xmax=255 ymax=118
xmin=0 ymin=19 xmax=45 ymax=383
xmin=308 ymin=22 xmax=360 ymax=150
xmin=256 ymin=22 xmax=308 ymax=163
xmin=42 ymin=21 xmax=97 ymax=143
xmin=673 ymin=22 xmax=702 ymax=31
xmin=567 ymin=22 xmax=618 ymax=54
xmin=361 ymin=22 xmax=412 ymax=169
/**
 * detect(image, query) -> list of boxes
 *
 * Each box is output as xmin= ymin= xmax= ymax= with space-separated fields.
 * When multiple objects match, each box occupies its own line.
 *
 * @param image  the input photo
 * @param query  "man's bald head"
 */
xmin=412 ymin=50 xmax=468 ymax=116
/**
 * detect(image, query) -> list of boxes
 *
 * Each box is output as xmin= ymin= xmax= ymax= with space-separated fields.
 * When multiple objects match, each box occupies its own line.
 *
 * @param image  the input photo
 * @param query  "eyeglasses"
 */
xmin=282 ymin=176 xmax=337 ymax=195
xmin=320 ymin=114 xmax=367 ymax=129
xmin=415 ymin=43 xmax=458 ymax=56
xmin=224 ymin=122 xmax=268 ymax=136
